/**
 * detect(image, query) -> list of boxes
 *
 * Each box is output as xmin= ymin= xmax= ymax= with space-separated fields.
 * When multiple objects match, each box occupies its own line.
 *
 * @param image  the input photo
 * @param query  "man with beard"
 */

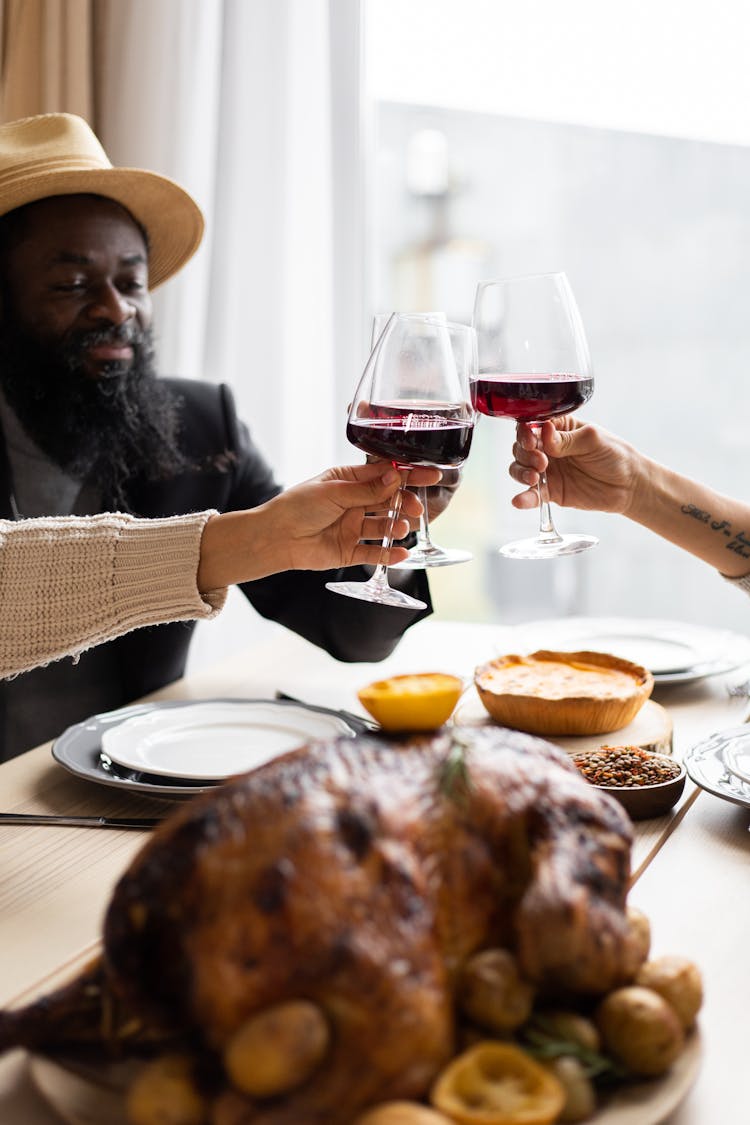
xmin=0 ymin=113 xmax=437 ymax=761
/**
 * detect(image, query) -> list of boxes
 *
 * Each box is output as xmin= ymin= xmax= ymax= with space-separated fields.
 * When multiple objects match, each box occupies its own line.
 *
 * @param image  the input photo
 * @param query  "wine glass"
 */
xmin=371 ymin=312 xmax=474 ymax=569
xmin=472 ymin=272 xmax=598 ymax=559
xmin=325 ymin=313 xmax=476 ymax=608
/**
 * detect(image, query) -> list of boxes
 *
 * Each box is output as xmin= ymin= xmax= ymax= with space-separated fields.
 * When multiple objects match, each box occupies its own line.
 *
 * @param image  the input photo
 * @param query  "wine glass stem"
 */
xmin=532 ymin=424 xmax=563 ymax=545
xmin=372 ymin=468 xmax=410 ymax=581
xmin=414 ymin=486 xmax=432 ymax=551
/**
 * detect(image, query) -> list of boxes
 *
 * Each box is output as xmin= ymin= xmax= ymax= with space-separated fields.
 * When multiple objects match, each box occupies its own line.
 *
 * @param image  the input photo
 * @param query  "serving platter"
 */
xmin=52 ymin=699 xmax=355 ymax=798
xmin=454 ymin=695 xmax=675 ymax=757
xmin=28 ymin=1031 xmax=702 ymax=1125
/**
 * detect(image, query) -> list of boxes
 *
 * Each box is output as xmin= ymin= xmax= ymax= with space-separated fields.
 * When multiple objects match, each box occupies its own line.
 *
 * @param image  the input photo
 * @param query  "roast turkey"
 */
xmin=0 ymin=725 xmax=638 ymax=1122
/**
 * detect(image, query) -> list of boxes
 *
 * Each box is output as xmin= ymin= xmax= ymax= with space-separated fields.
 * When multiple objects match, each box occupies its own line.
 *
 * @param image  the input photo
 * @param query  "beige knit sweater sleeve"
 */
xmin=0 ymin=511 xmax=227 ymax=679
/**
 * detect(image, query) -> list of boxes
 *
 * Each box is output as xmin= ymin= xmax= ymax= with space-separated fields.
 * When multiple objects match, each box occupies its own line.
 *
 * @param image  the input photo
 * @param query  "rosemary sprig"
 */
xmin=518 ymin=1015 xmax=628 ymax=1084
xmin=438 ymin=733 xmax=474 ymax=806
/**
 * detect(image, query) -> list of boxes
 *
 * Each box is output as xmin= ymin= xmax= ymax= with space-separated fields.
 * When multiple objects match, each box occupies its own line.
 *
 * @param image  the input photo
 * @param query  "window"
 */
xmin=365 ymin=0 xmax=750 ymax=629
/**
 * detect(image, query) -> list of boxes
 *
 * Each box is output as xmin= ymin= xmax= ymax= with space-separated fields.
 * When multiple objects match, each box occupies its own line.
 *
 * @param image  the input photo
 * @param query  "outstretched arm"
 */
xmin=198 ymin=461 xmax=438 ymax=589
xmin=0 ymin=463 xmax=437 ymax=679
xmin=509 ymin=417 xmax=750 ymax=579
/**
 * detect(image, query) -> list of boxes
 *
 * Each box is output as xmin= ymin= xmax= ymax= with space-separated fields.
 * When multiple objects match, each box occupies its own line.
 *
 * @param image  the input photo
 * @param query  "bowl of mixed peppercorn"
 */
xmin=572 ymin=745 xmax=686 ymax=820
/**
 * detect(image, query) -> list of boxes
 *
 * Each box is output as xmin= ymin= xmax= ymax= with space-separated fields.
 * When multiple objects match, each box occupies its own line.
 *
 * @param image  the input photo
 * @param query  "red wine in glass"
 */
xmin=347 ymin=406 xmax=474 ymax=468
xmin=325 ymin=314 xmax=476 ymax=608
xmin=370 ymin=314 xmax=476 ymax=570
xmin=471 ymin=373 xmax=593 ymax=422
xmin=472 ymin=272 xmax=598 ymax=560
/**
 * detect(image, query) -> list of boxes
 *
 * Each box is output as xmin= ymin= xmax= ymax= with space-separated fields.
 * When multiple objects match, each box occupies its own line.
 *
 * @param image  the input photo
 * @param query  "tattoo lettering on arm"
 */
xmin=681 ymin=504 xmax=710 ymax=524
xmin=680 ymin=505 xmax=750 ymax=558
xmin=728 ymin=530 xmax=750 ymax=559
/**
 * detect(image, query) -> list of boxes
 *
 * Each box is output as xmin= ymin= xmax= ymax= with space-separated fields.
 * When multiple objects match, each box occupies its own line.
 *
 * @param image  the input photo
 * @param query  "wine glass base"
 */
xmin=389 ymin=545 xmax=473 ymax=570
xmin=498 ymin=533 xmax=599 ymax=560
xmin=325 ymin=579 xmax=427 ymax=610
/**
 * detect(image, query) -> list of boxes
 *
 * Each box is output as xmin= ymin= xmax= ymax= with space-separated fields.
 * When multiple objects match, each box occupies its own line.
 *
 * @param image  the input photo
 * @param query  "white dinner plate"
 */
xmin=507 ymin=616 xmax=750 ymax=685
xmin=100 ymin=700 xmax=353 ymax=781
xmin=684 ymin=726 xmax=750 ymax=810
xmin=52 ymin=699 xmax=356 ymax=798
xmin=718 ymin=727 xmax=750 ymax=788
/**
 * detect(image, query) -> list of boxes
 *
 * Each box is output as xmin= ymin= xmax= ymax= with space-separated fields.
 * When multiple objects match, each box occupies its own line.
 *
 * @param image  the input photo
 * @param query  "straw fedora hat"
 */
xmin=0 ymin=113 xmax=204 ymax=288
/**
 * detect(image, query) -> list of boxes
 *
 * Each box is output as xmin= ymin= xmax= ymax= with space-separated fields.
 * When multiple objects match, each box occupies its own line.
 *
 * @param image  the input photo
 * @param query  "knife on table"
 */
xmin=273 ymin=691 xmax=379 ymax=733
xmin=0 ymin=812 xmax=162 ymax=829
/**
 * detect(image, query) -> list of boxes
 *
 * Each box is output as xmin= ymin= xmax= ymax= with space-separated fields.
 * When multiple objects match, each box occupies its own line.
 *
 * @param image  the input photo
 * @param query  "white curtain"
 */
xmin=96 ymin=0 xmax=364 ymax=485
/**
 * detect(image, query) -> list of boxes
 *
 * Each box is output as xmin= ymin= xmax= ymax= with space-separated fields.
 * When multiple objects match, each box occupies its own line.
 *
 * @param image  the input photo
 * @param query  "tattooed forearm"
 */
xmin=680 ymin=505 xmax=750 ymax=558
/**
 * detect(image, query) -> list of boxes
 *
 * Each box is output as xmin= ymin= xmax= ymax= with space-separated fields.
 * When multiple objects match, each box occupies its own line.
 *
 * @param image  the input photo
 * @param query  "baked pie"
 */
xmin=474 ymin=649 xmax=654 ymax=736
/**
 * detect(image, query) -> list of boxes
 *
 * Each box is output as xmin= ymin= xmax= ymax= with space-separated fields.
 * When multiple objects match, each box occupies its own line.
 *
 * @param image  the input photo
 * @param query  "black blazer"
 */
xmin=0 ymin=379 xmax=431 ymax=752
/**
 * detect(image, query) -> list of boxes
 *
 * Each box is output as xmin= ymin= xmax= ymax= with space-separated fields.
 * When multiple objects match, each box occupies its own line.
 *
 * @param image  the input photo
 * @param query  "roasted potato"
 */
xmin=596 ymin=986 xmax=684 ymax=1077
xmin=458 ymin=948 xmax=535 ymax=1033
xmin=535 ymin=1010 xmax=601 ymax=1054
xmin=223 ymin=999 xmax=330 ymax=1098
xmin=545 ymin=1056 xmax=597 ymax=1122
xmin=126 ymin=1053 xmax=207 ymax=1125
xmin=635 ymin=954 xmax=703 ymax=1030
xmin=620 ymin=904 xmax=652 ymax=980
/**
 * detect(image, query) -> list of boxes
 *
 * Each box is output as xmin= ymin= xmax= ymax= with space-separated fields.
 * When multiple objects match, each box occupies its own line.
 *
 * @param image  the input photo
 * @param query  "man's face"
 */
xmin=1 ymin=194 xmax=152 ymax=380
xmin=0 ymin=194 xmax=189 ymax=507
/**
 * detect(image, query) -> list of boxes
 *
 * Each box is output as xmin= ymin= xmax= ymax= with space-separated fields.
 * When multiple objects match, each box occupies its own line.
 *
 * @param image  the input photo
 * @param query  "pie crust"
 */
xmin=474 ymin=649 xmax=654 ymax=736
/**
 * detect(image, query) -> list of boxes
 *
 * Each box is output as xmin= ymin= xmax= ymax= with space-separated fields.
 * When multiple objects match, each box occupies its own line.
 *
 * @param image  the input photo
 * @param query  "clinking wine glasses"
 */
xmin=472 ymin=272 xmax=598 ymax=560
xmin=371 ymin=312 xmax=474 ymax=569
xmin=325 ymin=314 xmax=476 ymax=609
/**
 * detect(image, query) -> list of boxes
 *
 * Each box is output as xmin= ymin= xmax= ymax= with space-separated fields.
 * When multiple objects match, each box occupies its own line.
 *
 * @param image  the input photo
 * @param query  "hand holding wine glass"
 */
xmin=510 ymin=414 xmax=638 ymax=515
xmin=326 ymin=314 xmax=476 ymax=608
xmin=472 ymin=272 xmax=598 ymax=559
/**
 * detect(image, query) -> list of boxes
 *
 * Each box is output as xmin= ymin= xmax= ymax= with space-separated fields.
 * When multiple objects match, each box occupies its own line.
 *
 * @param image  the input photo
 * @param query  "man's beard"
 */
xmin=0 ymin=323 xmax=189 ymax=512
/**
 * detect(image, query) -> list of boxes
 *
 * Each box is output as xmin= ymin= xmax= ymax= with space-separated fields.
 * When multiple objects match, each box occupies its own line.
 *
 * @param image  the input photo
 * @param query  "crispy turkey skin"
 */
xmin=0 ymin=726 xmax=636 ymax=1123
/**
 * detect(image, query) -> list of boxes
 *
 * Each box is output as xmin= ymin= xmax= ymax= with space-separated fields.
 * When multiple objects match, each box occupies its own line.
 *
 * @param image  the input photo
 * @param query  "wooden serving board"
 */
xmin=453 ymin=696 xmax=674 ymax=756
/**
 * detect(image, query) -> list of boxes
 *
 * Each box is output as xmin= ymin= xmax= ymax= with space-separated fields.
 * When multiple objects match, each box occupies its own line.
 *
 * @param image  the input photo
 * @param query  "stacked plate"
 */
xmin=52 ymin=699 xmax=356 ymax=798
xmin=507 ymin=617 xmax=750 ymax=686
xmin=685 ymin=726 xmax=750 ymax=811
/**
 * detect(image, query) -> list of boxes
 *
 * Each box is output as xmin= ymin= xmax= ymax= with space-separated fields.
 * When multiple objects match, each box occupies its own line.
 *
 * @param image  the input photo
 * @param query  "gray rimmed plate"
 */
xmin=51 ymin=698 xmax=356 ymax=800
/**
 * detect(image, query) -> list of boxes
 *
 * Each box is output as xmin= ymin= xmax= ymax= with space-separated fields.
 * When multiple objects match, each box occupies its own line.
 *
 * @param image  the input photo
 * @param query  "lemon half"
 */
xmin=357 ymin=673 xmax=464 ymax=732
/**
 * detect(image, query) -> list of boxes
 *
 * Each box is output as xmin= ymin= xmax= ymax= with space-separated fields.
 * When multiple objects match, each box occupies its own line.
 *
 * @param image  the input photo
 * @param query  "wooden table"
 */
xmin=0 ymin=618 xmax=748 ymax=1123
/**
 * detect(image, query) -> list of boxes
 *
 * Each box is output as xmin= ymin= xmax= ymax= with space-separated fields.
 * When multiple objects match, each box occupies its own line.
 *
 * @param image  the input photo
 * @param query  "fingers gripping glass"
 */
xmin=371 ymin=313 xmax=474 ymax=569
xmin=325 ymin=314 xmax=476 ymax=608
xmin=472 ymin=272 xmax=598 ymax=560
